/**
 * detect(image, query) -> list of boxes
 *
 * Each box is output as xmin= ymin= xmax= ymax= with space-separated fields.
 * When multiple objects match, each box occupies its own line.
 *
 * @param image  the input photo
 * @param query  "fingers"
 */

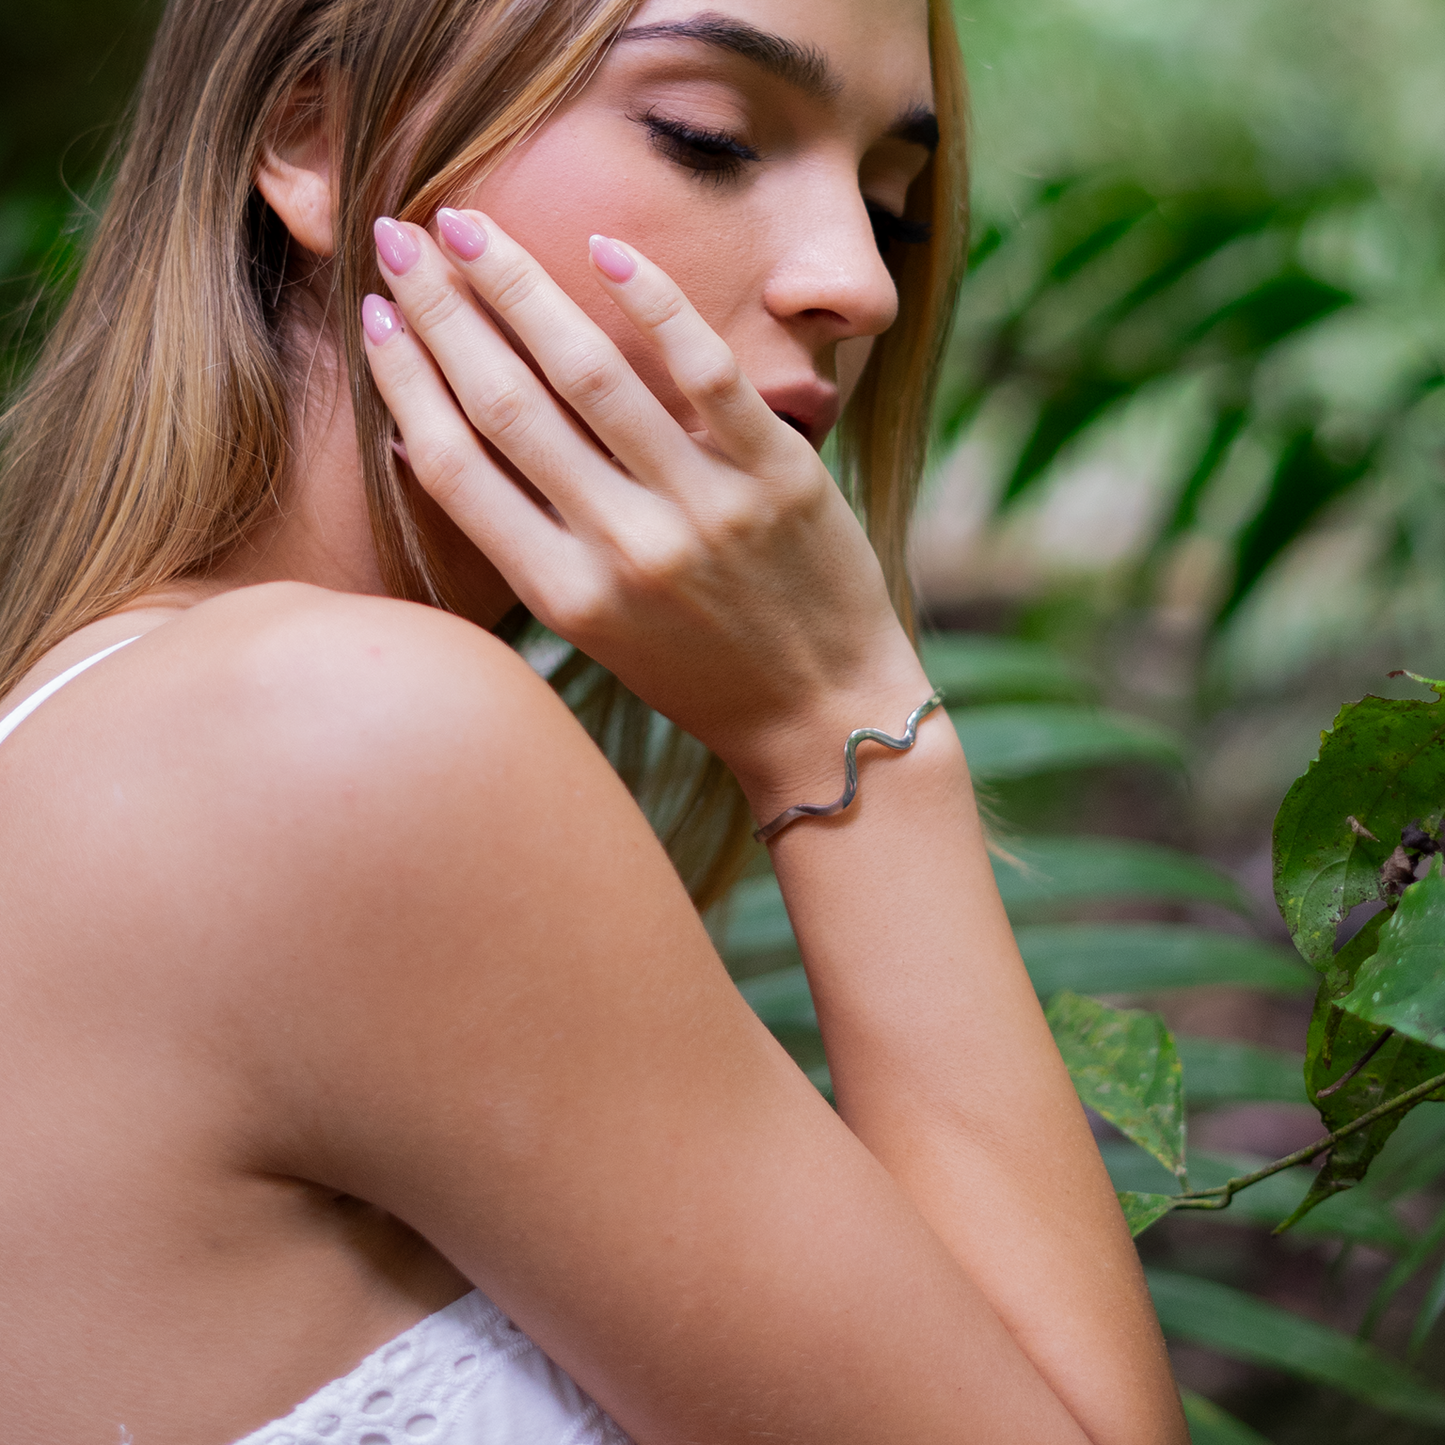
xmin=359 ymin=292 xmax=582 ymax=602
xmin=584 ymin=234 xmax=794 ymax=474
xmin=376 ymin=215 xmax=684 ymax=503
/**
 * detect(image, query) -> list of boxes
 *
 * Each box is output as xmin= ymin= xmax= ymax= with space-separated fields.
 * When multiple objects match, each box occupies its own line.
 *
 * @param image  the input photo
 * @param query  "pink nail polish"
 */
xmin=362 ymin=293 xmax=401 ymax=345
xmin=589 ymin=234 xmax=636 ymax=283
xmin=437 ymin=208 xmax=488 ymax=261
xmin=374 ymin=217 xmax=421 ymax=276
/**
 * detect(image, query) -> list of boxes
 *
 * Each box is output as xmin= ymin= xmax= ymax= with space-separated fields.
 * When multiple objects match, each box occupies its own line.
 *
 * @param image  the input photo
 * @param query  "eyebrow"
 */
xmin=617 ymin=13 xmax=938 ymax=152
xmin=618 ymin=12 xmax=841 ymax=102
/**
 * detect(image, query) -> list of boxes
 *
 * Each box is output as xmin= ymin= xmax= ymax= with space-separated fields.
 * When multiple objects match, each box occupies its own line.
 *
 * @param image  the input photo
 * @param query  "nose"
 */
xmin=760 ymin=180 xmax=902 ymax=345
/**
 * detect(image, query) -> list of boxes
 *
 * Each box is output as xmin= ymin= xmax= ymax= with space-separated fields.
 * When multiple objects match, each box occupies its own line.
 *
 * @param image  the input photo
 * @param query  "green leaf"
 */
xmin=950 ymin=705 xmax=1185 ymax=782
xmin=1410 ymin=1256 xmax=1445 ymax=1362
xmin=1117 ymin=1191 xmax=1176 ymax=1237
xmin=1341 ymin=859 xmax=1445 ymax=1050
xmin=919 ymin=634 xmax=1097 ymax=705
xmin=1180 ymin=1389 xmax=1272 ymax=1445
xmin=1146 ymin=1268 xmax=1445 ymax=1425
xmin=1362 ymin=1200 xmax=1445 ymax=1338
xmin=737 ymin=966 xmax=815 ymax=1029
xmin=993 ymin=836 xmax=1252 ymax=918
xmin=1272 ymin=691 xmax=1445 ymax=969
xmin=1100 ymin=1144 xmax=1410 ymax=1251
xmin=1175 ymin=1036 xmax=1308 ymax=1106
xmin=1017 ymin=924 xmax=1313 ymax=997
xmin=1288 ymin=913 xmax=1445 ymax=1230
xmin=1046 ymin=991 xmax=1186 ymax=1179
xmin=715 ymin=875 xmax=794 ymax=965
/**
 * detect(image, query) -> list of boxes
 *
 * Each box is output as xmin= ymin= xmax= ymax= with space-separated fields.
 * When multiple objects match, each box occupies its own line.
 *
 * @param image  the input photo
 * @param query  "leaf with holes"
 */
xmin=1046 ymin=991 xmax=1186 ymax=1181
xmin=1341 ymin=858 xmax=1445 ymax=1051
xmin=1272 ymin=690 xmax=1445 ymax=969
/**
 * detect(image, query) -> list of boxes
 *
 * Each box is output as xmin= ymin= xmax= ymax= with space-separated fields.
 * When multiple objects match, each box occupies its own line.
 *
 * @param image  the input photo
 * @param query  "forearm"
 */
xmin=742 ymin=693 xmax=1186 ymax=1445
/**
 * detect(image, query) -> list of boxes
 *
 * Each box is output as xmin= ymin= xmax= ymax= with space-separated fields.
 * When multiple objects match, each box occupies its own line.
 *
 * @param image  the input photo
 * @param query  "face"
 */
xmin=465 ymin=0 xmax=936 ymax=449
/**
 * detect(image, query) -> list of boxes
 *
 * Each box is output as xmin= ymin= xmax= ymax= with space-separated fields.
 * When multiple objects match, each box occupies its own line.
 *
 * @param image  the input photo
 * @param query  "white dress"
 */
xmin=0 ymin=640 xmax=634 ymax=1445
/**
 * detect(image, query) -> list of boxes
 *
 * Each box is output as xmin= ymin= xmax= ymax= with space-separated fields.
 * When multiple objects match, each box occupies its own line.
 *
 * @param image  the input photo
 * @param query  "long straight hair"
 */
xmin=0 ymin=0 xmax=967 ymax=908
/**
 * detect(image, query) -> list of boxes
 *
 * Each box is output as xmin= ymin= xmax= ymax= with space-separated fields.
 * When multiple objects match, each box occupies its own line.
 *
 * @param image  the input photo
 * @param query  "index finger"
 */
xmin=433 ymin=208 xmax=688 ymax=487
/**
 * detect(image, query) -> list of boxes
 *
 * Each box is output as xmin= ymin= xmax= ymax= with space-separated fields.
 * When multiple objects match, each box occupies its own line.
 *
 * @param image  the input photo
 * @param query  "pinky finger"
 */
xmin=361 ymin=294 xmax=575 ymax=593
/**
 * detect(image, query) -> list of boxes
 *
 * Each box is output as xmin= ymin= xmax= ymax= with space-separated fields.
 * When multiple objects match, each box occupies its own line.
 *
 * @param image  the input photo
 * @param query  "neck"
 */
xmin=182 ymin=319 xmax=517 ymax=628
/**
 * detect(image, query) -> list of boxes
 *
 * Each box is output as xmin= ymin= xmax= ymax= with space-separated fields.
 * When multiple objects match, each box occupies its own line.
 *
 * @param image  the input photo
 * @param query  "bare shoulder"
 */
xmin=93 ymin=581 xmax=635 ymax=837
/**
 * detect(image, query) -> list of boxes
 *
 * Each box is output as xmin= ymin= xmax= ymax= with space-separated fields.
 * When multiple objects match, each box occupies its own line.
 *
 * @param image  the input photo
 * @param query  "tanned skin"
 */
xmin=0 ymin=1 xmax=1187 ymax=1440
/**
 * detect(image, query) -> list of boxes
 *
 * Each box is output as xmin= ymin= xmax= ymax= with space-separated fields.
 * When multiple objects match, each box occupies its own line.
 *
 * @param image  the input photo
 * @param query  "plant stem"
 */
xmin=1315 ymin=1027 xmax=1395 ymax=1097
xmin=1169 ymin=1066 xmax=1445 ymax=1212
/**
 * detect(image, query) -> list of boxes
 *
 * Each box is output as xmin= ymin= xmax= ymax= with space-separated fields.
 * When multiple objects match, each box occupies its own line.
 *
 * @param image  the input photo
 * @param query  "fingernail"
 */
xmin=437 ymin=207 xmax=488 ymax=261
xmin=374 ymin=217 xmax=420 ymax=276
xmin=589 ymin=234 xmax=636 ymax=283
xmin=361 ymin=293 xmax=401 ymax=345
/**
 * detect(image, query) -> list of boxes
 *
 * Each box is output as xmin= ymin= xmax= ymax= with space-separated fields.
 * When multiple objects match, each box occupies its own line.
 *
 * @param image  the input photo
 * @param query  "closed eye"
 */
xmin=865 ymin=201 xmax=932 ymax=255
xmin=638 ymin=110 xmax=761 ymax=184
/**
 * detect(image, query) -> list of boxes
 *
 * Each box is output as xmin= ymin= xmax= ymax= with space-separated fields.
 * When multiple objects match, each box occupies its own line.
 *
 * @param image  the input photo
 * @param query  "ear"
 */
xmin=254 ymin=86 xmax=335 ymax=258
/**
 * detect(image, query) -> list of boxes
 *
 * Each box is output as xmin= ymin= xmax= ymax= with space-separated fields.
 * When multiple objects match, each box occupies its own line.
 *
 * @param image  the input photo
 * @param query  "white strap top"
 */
xmin=0 ymin=637 xmax=633 ymax=1445
xmin=232 ymin=1290 xmax=632 ymax=1445
xmin=0 ymin=635 xmax=140 ymax=745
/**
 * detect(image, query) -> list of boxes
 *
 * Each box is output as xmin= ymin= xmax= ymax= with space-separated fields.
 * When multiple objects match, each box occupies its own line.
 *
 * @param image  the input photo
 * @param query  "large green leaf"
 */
xmin=950 ymin=705 xmax=1185 ymax=781
xmin=1272 ymin=691 xmax=1445 ymax=968
xmin=918 ymin=634 xmax=1097 ymax=705
xmin=738 ymin=926 xmax=1311 ymax=1029
xmin=993 ymin=836 xmax=1252 ymax=918
xmin=721 ymin=837 xmax=1254 ymax=968
xmin=1180 ymin=1390 xmax=1271 ymax=1445
xmin=1341 ymin=859 xmax=1445 ymax=1050
xmin=1287 ymin=913 xmax=1445 ymax=1230
xmin=1101 ymin=1143 xmax=1410 ymax=1251
xmin=1046 ymin=991 xmax=1186 ymax=1179
xmin=1016 ymin=923 xmax=1313 ymax=997
xmin=1146 ymin=1269 xmax=1445 ymax=1425
xmin=1175 ymin=1036 xmax=1308 ymax=1106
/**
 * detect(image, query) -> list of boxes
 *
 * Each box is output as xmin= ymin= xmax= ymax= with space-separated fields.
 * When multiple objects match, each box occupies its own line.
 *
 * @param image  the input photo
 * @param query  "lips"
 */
xmin=759 ymin=381 xmax=841 ymax=450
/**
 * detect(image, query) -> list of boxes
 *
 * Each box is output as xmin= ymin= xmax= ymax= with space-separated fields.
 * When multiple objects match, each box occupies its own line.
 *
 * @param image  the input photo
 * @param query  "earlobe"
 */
xmin=255 ymin=147 xmax=336 ymax=258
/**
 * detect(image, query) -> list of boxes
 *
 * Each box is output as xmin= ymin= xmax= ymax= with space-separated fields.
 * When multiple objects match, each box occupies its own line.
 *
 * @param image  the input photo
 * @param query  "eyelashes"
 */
xmin=637 ymin=109 xmax=932 ymax=255
xmin=640 ymin=110 xmax=760 ymax=184
xmin=865 ymin=201 xmax=932 ymax=255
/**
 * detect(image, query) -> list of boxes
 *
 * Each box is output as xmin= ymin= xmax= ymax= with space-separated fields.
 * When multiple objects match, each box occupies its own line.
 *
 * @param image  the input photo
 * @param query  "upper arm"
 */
xmin=148 ymin=588 xmax=1080 ymax=1445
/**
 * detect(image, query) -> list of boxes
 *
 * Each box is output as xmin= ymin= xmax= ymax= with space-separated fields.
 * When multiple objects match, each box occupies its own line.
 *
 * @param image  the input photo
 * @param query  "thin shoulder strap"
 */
xmin=0 ymin=636 xmax=142 ymax=747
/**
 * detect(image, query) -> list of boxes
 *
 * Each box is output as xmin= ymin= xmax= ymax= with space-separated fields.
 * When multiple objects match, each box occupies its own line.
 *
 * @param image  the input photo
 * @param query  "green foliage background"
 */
xmin=5 ymin=1 xmax=1445 ymax=1441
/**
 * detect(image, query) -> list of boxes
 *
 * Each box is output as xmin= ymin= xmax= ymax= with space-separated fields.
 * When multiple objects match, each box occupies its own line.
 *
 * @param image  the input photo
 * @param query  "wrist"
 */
xmin=727 ymin=658 xmax=944 ymax=829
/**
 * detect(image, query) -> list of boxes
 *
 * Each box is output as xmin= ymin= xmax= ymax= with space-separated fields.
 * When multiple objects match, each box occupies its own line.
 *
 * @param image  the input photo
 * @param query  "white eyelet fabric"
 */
xmin=232 ymin=1290 xmax=633 ymax=1445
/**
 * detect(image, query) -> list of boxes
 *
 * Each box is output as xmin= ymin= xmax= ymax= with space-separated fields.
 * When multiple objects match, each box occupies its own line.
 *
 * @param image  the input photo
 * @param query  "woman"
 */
xmin=0 ymin=0 xmax=1187 ymax=1440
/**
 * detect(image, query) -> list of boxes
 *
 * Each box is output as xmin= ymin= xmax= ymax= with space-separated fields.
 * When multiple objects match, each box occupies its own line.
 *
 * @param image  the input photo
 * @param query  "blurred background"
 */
xmin=4 ymin=0 xmax=1445 ymax=1438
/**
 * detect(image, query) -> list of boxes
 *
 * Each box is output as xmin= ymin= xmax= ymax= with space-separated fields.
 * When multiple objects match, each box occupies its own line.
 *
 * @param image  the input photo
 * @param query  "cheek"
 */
xmin=466 ymin=117 xmax=766 ymax=433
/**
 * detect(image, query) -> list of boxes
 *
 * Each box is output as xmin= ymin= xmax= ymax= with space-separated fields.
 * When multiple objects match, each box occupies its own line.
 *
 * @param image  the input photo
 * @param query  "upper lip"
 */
xmin=758 ymin=380 xmax=841 ymax=450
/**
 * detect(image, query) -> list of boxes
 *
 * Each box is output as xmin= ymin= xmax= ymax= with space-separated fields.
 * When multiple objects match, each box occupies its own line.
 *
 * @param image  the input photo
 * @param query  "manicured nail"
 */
xmin=589 ymin=234 xmax=636 ymax=283
xmin=437 ymin=207 xmax=488 ymax=261
xmin=374 ymin=217 xmax=420 ymax=276
xmin=361 ymin=293 xmax=401 ymax=345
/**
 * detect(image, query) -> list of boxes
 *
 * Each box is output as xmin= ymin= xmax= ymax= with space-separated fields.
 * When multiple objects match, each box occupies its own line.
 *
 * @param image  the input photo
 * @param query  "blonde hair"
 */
xmin=0 ymin=0 xmax=967 ymax=908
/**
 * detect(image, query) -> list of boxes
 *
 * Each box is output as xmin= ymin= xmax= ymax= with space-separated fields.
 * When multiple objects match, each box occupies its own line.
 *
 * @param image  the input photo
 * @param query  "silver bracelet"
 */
xmin=753 ymin=688 xmax=946 ymax=843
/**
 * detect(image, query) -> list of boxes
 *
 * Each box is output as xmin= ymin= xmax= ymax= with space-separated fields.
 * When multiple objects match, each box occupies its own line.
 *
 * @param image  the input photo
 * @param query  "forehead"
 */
xmin=621 ymin=0 xmax=935 ymax=108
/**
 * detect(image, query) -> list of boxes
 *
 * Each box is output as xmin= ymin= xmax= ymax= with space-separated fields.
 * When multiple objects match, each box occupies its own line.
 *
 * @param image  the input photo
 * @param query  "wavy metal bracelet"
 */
xmin=753 ymin=688 xmax=946 ymax=843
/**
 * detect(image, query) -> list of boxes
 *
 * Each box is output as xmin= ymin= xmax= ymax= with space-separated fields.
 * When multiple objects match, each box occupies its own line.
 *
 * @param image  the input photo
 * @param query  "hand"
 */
xmin=362 ymin=209 xmax=930 ymax=807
